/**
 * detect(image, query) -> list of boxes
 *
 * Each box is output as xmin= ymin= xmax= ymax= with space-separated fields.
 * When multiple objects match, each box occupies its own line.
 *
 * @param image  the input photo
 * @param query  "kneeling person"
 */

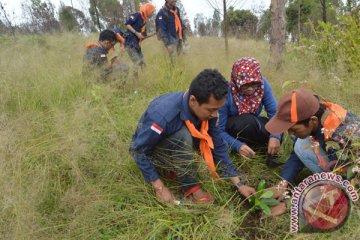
xmin=83 ymin=29 xmax=128 ymax=81
xmin=130 ymin=69 xmax=256 ymax=204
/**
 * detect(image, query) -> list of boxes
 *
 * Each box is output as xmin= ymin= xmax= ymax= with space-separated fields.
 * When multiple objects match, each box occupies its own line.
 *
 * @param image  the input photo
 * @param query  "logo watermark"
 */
xmin=290 ymin=172 xmax=358 ymax=233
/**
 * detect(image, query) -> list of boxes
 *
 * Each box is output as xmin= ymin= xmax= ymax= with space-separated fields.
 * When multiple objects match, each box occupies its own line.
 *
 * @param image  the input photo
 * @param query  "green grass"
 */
xmin=0 ymin=33 xmax=359 ymax=239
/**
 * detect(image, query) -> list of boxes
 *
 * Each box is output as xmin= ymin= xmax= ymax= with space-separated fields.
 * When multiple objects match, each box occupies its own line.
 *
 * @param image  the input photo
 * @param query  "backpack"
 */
xmin=113 ymin=26 xmax=129 ymax=48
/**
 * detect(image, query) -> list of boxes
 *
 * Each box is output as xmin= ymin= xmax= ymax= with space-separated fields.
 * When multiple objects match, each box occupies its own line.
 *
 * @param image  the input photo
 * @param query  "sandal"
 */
xmin=183 ymin=185 xmax=213 ymax=203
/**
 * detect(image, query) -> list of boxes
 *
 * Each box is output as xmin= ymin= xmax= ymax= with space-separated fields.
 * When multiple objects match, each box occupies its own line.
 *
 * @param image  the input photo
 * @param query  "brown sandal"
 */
xmin=183 ymin=185 xmax=213 ymax=203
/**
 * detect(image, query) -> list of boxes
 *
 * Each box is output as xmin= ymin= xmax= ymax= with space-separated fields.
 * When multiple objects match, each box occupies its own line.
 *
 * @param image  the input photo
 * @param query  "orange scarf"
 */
xmin=321 ymin=102 xmax=347 ymax=140
xmin=184 ymin=120 xmax=219 ymax=179
xmin=85 ymin=42 xmax=100 ymax=49
xmin=169 ymin=8 xmax=183 ymax=40
xmin=139 ymin=3 xmax=155 ymax=33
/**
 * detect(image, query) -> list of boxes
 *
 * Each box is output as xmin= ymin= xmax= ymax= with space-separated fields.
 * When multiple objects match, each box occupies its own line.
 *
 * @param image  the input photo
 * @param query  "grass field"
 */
xmin=0 ymin=33 xmax=359 ymax=239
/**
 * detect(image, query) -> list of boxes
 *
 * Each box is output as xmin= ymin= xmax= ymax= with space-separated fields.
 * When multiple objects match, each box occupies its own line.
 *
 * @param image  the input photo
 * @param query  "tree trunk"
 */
xmin=223 ymin=0 xmax=229 ymax=55
xmin=269 ymin=0 xmax=286 ymax=69
xmin=320 ymin=0 xmax=327 ymax=23
xmin=129 ymin=0 xmax=136 ymax=13
xmin=297 ymin=0 xmax=301 ymax=41
xmin=92 ymin=0 xmax=101 ymax=31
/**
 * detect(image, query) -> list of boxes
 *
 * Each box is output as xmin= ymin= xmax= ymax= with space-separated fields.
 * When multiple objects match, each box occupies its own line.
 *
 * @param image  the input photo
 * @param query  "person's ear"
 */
xmin=189 ymin=95 xmax=198 ymax=107
xmin=310 ymin=116 xmax=318 ymax=125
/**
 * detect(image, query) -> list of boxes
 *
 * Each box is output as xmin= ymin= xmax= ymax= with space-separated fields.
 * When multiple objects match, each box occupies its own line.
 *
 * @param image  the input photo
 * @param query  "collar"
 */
xmin=164 ymin=4 xmax=175 ymax=11
xmin=98 ymin=41 xmax=109 ymax=53
xmin=181 ymin=91 xmax=200 ymax=126
xmin=311 ymin=121 xmax=324 ymax=143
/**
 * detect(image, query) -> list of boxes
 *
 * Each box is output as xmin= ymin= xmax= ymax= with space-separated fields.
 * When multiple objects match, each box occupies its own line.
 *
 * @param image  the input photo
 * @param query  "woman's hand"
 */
xmin=239 ymin=144 xmax=255 ymax=159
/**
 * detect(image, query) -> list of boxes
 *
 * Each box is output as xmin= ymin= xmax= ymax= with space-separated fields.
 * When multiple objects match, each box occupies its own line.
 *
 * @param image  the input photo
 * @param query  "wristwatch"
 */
xmin=235 ymin=179 xmax=246 ymax=190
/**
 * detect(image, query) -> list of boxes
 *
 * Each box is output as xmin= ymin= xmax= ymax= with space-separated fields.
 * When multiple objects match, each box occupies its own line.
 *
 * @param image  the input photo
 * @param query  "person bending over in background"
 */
xmin=115 ymin=3 xmax=156 ymax=78
xmin=83 ymin=29 xmax=129 ymax=82
xmin=265 ymin=89 xmax=360 ymax=198
xmin=218 ymin=57 xmax=282 ymax=167
xmin=156 ymin=0 xmax=186 ymax=63
xmin=130 ymin=69 xmax=256 ymax=204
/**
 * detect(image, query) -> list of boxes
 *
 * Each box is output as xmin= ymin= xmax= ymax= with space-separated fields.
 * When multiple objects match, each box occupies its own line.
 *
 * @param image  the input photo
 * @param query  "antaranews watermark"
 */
xmin=290 ymin=172 xmax=358 ymax=233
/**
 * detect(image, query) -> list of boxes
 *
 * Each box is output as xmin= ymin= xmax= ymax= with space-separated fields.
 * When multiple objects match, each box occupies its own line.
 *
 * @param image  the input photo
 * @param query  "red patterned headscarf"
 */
xmin=230 ymin=57 xmax=264 ymax=115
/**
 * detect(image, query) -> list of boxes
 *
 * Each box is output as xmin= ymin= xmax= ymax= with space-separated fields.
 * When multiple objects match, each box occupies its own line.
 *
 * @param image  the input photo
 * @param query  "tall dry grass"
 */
xmin=0 ymin=33 xmax=359 ymax=239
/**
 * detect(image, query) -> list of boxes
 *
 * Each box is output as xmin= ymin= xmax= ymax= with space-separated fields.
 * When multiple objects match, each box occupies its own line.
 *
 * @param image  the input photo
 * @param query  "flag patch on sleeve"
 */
xmin=158 ymin=16 xmax=163 ymax=20
xmin=150 ymin=123 xmax=163 ymax=135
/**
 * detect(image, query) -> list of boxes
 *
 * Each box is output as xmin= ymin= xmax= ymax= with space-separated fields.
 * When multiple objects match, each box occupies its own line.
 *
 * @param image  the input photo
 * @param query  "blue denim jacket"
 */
xmin=130 ymin=91 xmax=239 ymax=182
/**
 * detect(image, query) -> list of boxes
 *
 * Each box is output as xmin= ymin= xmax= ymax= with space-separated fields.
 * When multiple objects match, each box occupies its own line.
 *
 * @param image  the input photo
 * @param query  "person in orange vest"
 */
xmin=130 ymin=69 xmax=258 ymax=205
xmin=265 ymin=89 xmax=360 ymax=200
xmin=83 ymin=29 xmax=128 ymax=81
xmin=123 ymin=3 xmax=156 ymax=71
xmin=156 ymin=0 xmax=186 ymax=63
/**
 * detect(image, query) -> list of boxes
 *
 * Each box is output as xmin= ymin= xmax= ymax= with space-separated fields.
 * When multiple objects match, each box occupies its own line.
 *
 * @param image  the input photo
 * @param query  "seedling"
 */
xmin=248 ymin=180 xmax=279 ymax=216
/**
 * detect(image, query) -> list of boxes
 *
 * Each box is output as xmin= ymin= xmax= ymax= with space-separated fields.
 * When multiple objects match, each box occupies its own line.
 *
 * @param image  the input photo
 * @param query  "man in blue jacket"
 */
xmin=130 ymin=69 xmax=256 ymax=204
xmin=156 ymin=0 xmax=186 ymax=63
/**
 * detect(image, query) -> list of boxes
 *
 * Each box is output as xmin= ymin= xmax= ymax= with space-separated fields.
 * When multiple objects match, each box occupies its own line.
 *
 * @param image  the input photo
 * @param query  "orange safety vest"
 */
xmin=321 ymin=102 xmax=347 ymax=140
xmin=184 ymin=120 xmax=219 ymax=179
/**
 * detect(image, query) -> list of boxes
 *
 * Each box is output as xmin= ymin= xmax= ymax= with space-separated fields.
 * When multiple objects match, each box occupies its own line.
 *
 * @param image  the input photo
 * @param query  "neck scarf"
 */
xmin=164 ymin=5 xmax=183 ymax=40
xmin=184 ymin=120 xmax=219 ymax=179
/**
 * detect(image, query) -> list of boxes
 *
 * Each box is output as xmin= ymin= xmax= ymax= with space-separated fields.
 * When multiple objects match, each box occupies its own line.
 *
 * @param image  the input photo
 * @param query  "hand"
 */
xmin=238 ymin=185 xmax=256 ymax=198
xmin=239 ymin=144 xmax=255 ymax=159
xmin=267 ymin=138 xmax=281 ymax=155
xmin=135 ymin=31 xmax=145 ymax=40
xmin=151 ymin=179 xmax=178 ymax=204
xmin=271 ymin=180 xmax=289 ymax=200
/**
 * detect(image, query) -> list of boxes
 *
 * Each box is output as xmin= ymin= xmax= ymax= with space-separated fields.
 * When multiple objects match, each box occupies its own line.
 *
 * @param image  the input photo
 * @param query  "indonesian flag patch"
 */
xmin=150 ymin=123 xmax=163 ymax=135
xmin=158 ymin=16 xmax=163 ymax=20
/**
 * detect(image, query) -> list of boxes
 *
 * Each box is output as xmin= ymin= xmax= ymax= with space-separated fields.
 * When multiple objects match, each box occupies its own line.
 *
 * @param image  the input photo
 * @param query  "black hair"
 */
xmin=99 ymin=29 xmax=117 ymax=42
xmin=189 ymin=69 xmax=228 ymax=105
xmin=297 ymin=102 xmax=326 ymax=127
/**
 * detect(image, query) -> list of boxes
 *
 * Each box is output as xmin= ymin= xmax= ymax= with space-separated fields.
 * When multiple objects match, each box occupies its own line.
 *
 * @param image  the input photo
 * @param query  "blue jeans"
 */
xmin=294 ymin=137 xmax=330 ymax=173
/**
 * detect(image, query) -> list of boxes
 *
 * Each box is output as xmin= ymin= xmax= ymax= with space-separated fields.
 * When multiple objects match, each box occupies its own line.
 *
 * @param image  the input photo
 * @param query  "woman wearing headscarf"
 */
xmin=218 ymin=57 xmax=282 ymax=166
xmin=119 ymin=3 xmax=156 ymax=72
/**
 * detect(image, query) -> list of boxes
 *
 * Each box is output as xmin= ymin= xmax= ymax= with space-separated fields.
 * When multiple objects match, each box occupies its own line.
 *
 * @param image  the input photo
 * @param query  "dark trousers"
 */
xmin=152 ymin=126 xmax=197 ymax=191
xmin=226 ymin=114 xmax=270 ymax=151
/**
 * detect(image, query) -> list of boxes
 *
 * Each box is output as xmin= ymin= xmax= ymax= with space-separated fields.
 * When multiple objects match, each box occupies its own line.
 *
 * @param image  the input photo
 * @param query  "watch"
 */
xmin=235 ymin=179 xmax=246 ymax=190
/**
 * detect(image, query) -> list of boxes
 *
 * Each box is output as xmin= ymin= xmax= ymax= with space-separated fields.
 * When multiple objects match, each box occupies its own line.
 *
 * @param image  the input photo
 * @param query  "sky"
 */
xmin=2 ymin=0 xmax=271 ymax=27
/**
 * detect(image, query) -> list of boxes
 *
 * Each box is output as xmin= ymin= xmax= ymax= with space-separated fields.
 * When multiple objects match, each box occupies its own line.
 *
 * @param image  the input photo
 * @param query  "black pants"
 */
xmin=152 ymin=126 xmax=198 ymax=191
xmin=226 ymin=114 xmax=270 ymax=151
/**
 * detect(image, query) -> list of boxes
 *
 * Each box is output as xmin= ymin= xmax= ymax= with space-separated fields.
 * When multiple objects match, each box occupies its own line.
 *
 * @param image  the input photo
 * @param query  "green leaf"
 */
xmin=260 ymin=190 xmax=274 ymax=199
xmin=282 ymin=80 xmax=293 ymax=89
xmin=259 ymin=201 xmax=272 ymax=216
xmin=351 ymin=142 xmax=360 ymax=150
xmin=261 ymin=198 xmax=279 ymax=207
xmin=257 ymin=180 xmax=266 ymax=192
xmin=249 ymin=196 xmax=256 ymax=206
xmin=326 ymin=141 xmax=341 ymax=151
xmin=347 ymin=165 xmax=355 ymax=179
